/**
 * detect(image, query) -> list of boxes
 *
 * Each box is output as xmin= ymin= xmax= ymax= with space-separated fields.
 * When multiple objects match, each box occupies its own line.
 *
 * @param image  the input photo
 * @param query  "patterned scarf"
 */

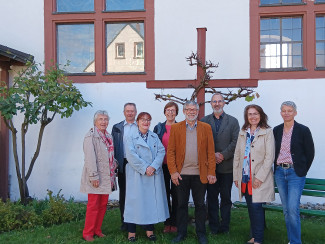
xmin=242 ymin=127 xmax=259 ymax=183
xmin=139 ymin=129 xmax=149 ymax=143
xmin=96 ymin=127 xmax=117 ymax=191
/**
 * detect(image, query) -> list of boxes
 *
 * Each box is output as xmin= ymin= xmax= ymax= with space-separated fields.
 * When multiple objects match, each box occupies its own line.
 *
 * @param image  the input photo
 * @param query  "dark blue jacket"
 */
xmin=111 ymin=121 xmax=125 ymax=173
xmin=153 ymin=121 xmax=167 ymax=142
xmin=273 ymin=121 xmax=315 ymax=177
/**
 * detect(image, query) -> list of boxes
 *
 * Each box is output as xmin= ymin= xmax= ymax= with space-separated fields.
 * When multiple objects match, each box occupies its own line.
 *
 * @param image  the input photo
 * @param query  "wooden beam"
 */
xmin=146 ymin=79 xmax=258 ymax=89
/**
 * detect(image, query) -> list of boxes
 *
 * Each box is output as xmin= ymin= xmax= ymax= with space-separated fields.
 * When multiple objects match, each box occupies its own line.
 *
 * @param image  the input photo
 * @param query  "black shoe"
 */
xmin=121 ymin=223 xmax=128 ymax=231
xmin=198 ymin=235 xmax=208 ymax=244
xmin=171 ymin=234 xmax=186 ymax=243
xmin=147 ymin=234 xmax=157 ymax=241
xmin=128 ymin=236 xmax=136 ymax=242
xmin=210 ymin=230 xmax=218 ymax=235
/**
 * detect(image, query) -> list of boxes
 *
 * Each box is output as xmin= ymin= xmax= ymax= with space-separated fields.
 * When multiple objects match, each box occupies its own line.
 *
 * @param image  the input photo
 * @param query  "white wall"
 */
xmin=1 ymin=1 xmax=323 ymax=204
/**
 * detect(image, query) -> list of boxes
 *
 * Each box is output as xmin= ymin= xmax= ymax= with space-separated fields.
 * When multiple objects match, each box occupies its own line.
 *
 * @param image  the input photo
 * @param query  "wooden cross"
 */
xmin=146 ymin=28 xmax=258 ymax=118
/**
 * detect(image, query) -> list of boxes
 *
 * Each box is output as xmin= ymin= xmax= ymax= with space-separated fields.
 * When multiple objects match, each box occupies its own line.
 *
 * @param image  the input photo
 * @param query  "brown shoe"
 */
xmin=163 ymin=225 xmax=171 ymax=233
xmin=95 ymin=232 xmax=106 ymax=238
xmin=83 ymin=235 xmax=94 ymax=242
xmin=170 ymin=226 xmax=177 ymax=233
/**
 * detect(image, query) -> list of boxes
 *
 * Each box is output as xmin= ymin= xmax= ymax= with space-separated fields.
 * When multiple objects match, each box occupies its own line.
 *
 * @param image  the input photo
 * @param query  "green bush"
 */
xmin=0 ymin=190 xmax=87 ymax=233
xmin=41 ymin=189 xmax=74 ymax=227
xmin=0 ymin=199 xmax=41 ymax=233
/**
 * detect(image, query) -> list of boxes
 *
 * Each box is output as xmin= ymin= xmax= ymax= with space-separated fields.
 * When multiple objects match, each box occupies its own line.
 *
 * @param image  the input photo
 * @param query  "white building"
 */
xmin=0 ymin=0 xmax=324 ymax=204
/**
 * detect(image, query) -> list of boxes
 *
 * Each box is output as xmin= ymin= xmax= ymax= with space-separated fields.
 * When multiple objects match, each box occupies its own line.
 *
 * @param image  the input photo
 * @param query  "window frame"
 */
xmin=44 ymin=0 xmax=154 ymax=83
xmin=115 ymin=43 xmax=125 ymax=59
xmin=134 ymin=42 xmax=144 ymax=59
xmin=250 ymin=0 xmax=325 ymax=80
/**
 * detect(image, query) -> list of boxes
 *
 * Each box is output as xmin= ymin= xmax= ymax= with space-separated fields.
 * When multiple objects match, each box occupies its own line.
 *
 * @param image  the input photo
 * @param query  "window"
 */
xmin=134 ymin=42 xmax=144 ymax=58
xmin=316 ymin=16 xmax=325 ymax=67
xmin=57 ymin=24 xmax=95 ymax=73
xmin=57 ymin=0 xmax=94 ymax=12
xmin=115 ymin=43 xmax=125 ymax=59
xmin=106 ymin=22 xmax=144 ymax=73
xmin=105 ymin=0 xmax=144 ymax=11
xmin=260 ymin=17 xmax=302 ymax=69
xmin=45 ymin=0 xmax=154 ymax=83
xmin=250 ymin=1 xmax=325 ymax=80
xmin=260 ymin=0 xmax=302 ymax=6
xmin=315 ymin=0 xmax=325 ymax=4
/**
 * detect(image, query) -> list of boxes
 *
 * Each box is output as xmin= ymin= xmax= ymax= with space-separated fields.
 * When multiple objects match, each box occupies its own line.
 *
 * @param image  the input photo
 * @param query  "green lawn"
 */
xmin=0 ymin=207 xmax=324 ymax=244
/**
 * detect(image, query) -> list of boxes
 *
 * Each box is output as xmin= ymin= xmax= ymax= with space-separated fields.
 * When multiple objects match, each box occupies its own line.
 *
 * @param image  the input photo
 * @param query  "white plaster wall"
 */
xmin=155 ymin=0 xmax=250 ymax=80
xmin=0 ymin=0 xmax=44 ymax=63
xmin=1 ymin=1 xmax=323 ymax=205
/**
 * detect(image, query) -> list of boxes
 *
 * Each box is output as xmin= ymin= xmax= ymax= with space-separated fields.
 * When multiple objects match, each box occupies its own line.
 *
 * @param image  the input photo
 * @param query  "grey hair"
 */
xmin=281 ymin=101 xmax=297 ymax=111
xmin=183 ymin=100 xmax=199 ymax=110
xmin=93 ymin=110 xmax=109 ymax=125
xmin=123 ymin=102 xmax=137 ymax=111
xmin=211 ymin=93 xmax=224 ymax=102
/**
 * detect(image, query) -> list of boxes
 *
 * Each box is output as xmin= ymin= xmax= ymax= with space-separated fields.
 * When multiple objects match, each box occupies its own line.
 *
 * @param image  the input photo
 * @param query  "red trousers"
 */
xmin=83 ymin=194 xmax=109 ymax=237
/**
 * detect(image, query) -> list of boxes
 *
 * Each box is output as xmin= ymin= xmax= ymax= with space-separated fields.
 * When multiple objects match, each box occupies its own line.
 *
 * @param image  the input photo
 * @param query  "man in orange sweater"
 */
xmin=167 ymin=100 xmax=216 ymax=244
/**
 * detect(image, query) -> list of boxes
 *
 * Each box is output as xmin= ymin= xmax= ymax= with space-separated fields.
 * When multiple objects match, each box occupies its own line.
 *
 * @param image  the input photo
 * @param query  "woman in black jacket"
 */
xmin=153 ymin=102 xmax=179 ymax=233
xmin=273 ymin=101 xmax=315 ymax=244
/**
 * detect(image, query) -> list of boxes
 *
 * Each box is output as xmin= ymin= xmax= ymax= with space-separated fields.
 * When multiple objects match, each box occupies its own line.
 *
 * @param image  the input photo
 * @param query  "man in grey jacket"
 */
xmin=111 ymin=103 xmax=137 ymax=231
xmin=201 ymin=93 xmax=239 ymax=234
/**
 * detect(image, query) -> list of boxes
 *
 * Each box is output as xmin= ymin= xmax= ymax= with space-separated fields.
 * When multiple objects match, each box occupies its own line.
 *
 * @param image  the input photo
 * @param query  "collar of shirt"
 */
xmin=186 ymin=121 xmax=197 ymax=130
xmin=213 ymin=112 xmax=224 ymax=120
xmin=138 ymin=130 xmax=149 ymax=142
xmin=123 ymin=120 xmax=137 ymax=127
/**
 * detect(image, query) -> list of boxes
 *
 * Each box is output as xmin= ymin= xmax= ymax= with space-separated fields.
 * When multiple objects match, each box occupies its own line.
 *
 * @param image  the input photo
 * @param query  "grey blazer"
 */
xmin=201 ymin=112 xmax=239 ymax=174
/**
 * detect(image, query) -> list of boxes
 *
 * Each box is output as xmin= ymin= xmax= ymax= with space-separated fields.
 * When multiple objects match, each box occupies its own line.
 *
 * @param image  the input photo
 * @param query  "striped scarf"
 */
xmin=96 ymin=127 xmax=117 ymax=191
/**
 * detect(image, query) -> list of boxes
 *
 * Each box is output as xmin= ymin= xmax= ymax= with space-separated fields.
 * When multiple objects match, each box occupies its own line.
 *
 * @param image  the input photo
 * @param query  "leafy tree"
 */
xmin=0 ymin=62 xmax=92 ymax=204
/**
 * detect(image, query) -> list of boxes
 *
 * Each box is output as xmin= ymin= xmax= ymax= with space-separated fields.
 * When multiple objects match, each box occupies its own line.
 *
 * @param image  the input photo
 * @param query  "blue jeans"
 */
xmin=275 ymin=166 xmax=305 ymax=244
xmin=244 ymin=188 xmax=265 ymax=243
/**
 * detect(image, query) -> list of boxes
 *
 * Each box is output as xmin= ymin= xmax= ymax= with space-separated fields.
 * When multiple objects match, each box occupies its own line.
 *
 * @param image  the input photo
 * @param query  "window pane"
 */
xmin=316 ymin=54 xmax=325 ymax=67
xmin=106 ymin=22 xmax=144 ymax=72
xmin=106 ymin=0 xmax=144 ymax=11
xmin=260 ymin=16 xmax=302 ymax=69
xmin=316 ymin=16 xmax=325 ymax=29
xmin=57 ymin=24 xmax=94 ymax=73
xmin=260 ymin=0 xmax=302 ymax=4
xmin=316 ymin=0 xmax=325 ymax=3
xmin=316 ymin=42 xmax=325 ymax=55
xmin=57 ymin=0 xmax=94 ymax=12
xmin=316 ymin=28 xmax=325 ymax=41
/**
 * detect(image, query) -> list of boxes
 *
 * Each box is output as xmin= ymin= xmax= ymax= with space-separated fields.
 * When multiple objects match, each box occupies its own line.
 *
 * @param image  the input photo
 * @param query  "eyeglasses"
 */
xmin=211 ymin=100 xmax=223 ymax=104
xmin=248 ymin=112 xmax=259 ymax=117
xmin=184 ymin=108 xmax=198 ymax=113
xmin=140 ymin=118 xmax=151 ymax=123
xmin=166 ymin=109 xmax=176 ymax=114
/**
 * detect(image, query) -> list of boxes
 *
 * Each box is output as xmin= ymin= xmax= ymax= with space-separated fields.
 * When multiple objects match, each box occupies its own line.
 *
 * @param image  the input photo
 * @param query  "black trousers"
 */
xmin=176 ymin=175 xmax=207 ymax=237
xmin=126 ymin=223 xmax=154 ymax=233
xmin=207 ymin=172 xmax=233 ymax=232
xmin=163 ymin=164 xmax=178 ymax=226
xmin=118 ymin=159 xmax=127 ymax=224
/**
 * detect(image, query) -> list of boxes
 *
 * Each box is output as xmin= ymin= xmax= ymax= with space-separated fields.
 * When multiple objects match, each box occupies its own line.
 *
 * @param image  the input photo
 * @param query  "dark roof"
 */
xmin=0 ymin=44 xmax=34 ymax=64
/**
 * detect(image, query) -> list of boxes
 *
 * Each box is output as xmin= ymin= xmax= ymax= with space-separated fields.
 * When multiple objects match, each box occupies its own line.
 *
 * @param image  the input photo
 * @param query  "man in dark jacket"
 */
xmin=201 ymin=93 xmax=239 ymax=234
xmin=111 ymin=103 xmax=137 ymax=231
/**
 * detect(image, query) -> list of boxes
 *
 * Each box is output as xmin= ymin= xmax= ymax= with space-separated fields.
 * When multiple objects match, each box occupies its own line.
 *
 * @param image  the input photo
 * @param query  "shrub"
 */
xmin=0 ymin=199 xmax=41 ymax=233
xmin=41 ymin=189 xmax=74 ymax=227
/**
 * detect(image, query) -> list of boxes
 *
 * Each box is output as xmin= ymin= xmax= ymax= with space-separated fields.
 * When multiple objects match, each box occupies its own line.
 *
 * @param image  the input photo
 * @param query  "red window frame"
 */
xmin=250 ymin=0 xmax=325 ymax=80
xmin=44 ymin=0 xmax=154 ymax=83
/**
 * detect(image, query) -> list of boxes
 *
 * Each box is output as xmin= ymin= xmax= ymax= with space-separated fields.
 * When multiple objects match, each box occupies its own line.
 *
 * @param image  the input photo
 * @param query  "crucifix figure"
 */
xmin=146 ymin=28 xmax=258 ymax=119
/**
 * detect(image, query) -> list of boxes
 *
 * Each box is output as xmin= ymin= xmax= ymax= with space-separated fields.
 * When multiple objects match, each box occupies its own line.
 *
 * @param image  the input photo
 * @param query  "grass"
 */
xmin=0 ymin=207 xmax=324 ymax=244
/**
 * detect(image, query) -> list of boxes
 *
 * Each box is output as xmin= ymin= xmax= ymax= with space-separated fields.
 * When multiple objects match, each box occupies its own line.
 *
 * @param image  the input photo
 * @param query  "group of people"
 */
xmin=80 ymin=94 xmax=314 ymax=244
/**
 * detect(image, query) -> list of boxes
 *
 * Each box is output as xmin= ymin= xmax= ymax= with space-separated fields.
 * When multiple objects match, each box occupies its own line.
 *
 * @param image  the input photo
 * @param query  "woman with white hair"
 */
xmin=273 ymin=101 xmax=315 ymax=244
xmin=80 ymin=110 xmax=117 ymax=241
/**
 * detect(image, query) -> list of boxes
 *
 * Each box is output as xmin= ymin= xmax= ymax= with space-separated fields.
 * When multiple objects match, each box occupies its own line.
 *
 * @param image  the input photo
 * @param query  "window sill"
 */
xmin=315 ymin=67 xmax=325 ymax=71
xmin=53 ymin=11 xmax=96 ymax=14
xmin=259 ymin=67 xmax=307 ymax=72
xmin=103 ymin=72 xmax=146 ymax=75
xmin=65 ymin=72 xmax=96 ymax=76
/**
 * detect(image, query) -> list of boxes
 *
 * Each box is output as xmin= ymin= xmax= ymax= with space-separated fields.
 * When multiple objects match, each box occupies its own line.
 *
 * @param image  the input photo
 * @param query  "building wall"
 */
xmin=0 ymin=0 xmax=323 ymax=204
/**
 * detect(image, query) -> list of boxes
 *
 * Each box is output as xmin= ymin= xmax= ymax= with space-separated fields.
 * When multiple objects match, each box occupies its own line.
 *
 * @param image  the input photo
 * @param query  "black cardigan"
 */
xmin=273 ymin=121 xmax=315 ymax=177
